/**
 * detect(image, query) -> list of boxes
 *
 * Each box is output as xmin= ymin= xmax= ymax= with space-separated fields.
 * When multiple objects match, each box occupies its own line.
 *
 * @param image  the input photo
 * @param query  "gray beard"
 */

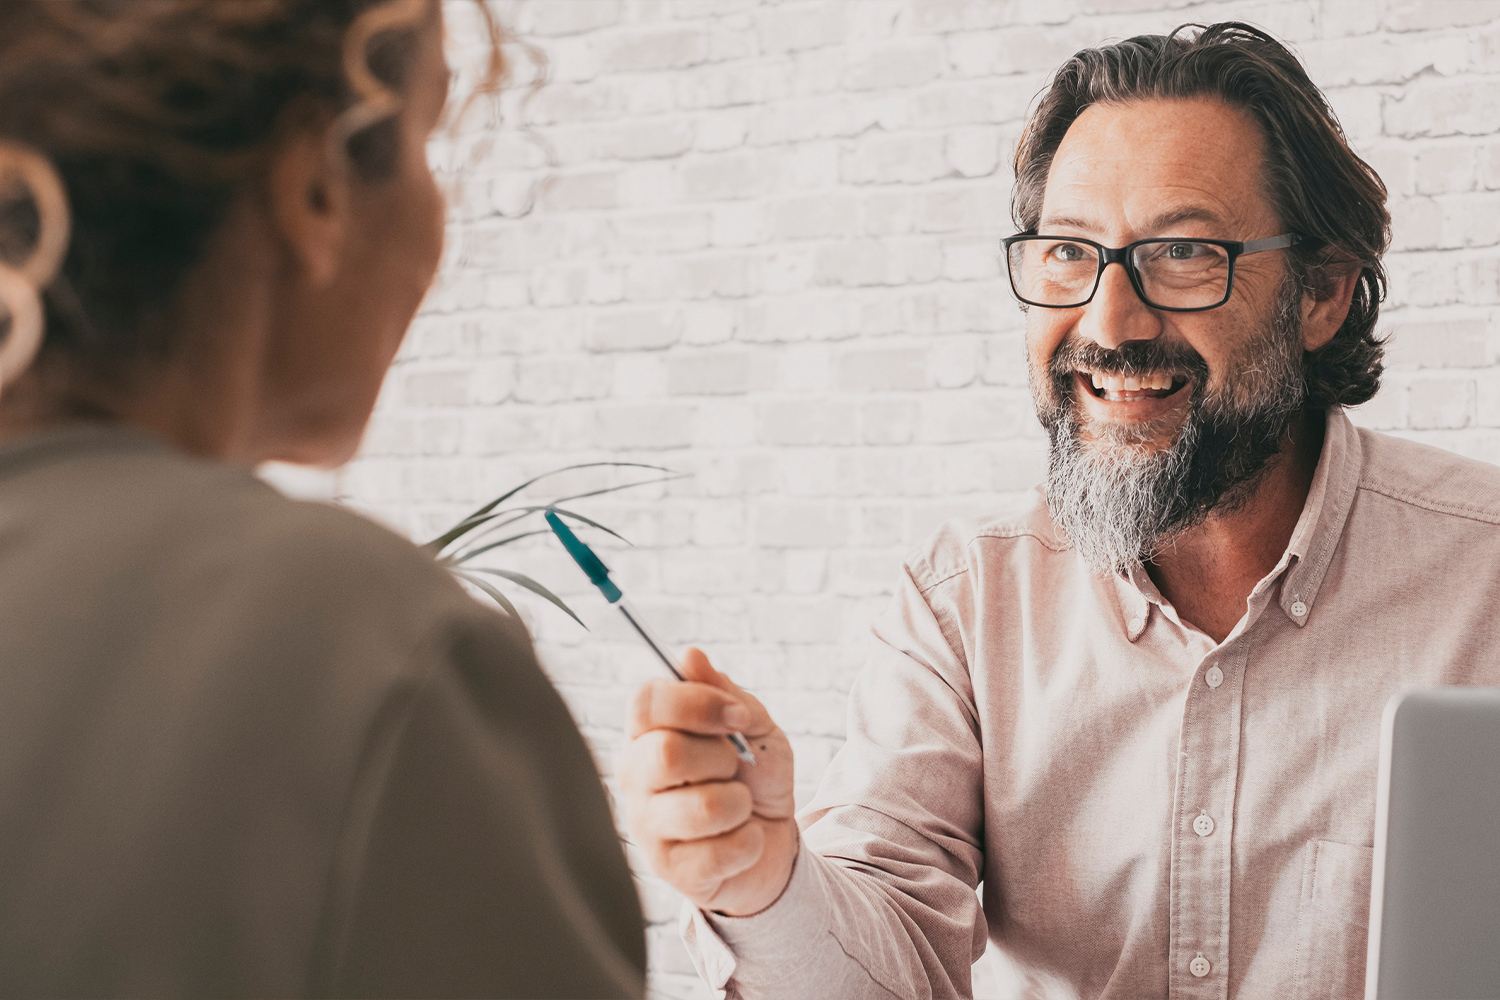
xmin=1036 ymin=279 xmax=1308 ymax=576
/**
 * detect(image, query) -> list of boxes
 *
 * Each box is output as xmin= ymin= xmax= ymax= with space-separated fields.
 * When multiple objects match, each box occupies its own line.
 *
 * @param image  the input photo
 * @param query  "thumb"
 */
xmin=679 ymin=646 xmax=730 ymax=688
xmin=679 ymin=647 xmax=774 ymax=736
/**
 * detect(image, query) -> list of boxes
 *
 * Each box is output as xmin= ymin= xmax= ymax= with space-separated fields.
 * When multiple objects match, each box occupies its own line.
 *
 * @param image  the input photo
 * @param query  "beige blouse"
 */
xmin=0 ymin=425 xmax=643 ymax=998
xmin=685 ymin=407 xmax=1500 ymax=1000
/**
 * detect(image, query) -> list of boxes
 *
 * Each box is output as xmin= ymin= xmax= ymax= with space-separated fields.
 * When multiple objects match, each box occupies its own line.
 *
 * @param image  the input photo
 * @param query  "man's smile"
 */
xmin=1071 ymin=369 xmax=1192 ymax=425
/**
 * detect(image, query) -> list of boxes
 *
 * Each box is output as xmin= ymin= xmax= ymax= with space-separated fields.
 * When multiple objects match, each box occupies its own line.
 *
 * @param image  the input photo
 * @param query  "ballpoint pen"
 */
xmin=544 ymin=510 xmax=757 ymax=765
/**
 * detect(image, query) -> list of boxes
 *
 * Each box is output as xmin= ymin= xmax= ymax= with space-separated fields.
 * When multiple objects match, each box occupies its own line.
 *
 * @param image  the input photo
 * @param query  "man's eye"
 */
xmin=1052 ymin=243 xmax=1087 ymax=262
xmin=1166 ymin=242 xmax=1200 ymax=260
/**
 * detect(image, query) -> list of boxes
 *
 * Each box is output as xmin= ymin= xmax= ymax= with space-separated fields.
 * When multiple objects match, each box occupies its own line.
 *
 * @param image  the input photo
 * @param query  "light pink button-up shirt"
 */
xmin=683 ymin=409 xmax=1500 ymax=1000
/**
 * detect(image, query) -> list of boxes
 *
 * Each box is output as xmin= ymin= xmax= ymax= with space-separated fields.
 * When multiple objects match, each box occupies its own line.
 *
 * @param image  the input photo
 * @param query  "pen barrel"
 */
xmin=616 ymin=598 xmax=757 ymax=765
xmin=616 ymin=598 xmax=686 ymax=682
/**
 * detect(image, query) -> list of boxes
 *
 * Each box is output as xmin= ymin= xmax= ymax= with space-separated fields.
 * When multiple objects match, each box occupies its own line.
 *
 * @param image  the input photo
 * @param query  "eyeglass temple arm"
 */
xmin=1240 ymin=233 xmax=1301 ymax=255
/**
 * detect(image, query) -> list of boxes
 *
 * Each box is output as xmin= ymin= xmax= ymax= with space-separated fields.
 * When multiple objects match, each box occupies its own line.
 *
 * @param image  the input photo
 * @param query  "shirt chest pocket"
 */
xmin=1292 ymin=840 xmax=1374 ymax=1000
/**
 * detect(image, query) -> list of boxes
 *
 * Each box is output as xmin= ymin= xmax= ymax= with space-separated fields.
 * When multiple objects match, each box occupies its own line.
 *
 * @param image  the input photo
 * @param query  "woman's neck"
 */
xmin=0 ymin=200 xmax=277 ymax=463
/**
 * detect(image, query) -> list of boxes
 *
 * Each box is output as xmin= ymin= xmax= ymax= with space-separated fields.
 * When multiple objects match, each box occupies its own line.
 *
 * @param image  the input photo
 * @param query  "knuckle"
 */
xmin=617 ymin=733 xmax=656 ymax=790
xmin=693 ymin=782 xmax=748 ymax=832
xmin=724 ymin=783 xmax=753 ymax=822
xmin=653 ymin=731 xmax=685 ymax=777
xmin=672 ymin=788 xmax=717 ymax=835
xmin=645 ymin=838 xmax=676 ymax=877
xmin=645 ymin=678 xmax=677 ymax=722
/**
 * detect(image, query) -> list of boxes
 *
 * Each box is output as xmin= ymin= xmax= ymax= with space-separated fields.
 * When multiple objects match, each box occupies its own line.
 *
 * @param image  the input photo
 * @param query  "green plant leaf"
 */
xmin=428 ymin=471 xmax=684 ymax=559
xmin=455 ymin=571 xmax=522 ymax=619
xmin=424 ymin=511 xmax=506 ymax=555
xmin=464 ymin=567 xmax=587 ymax=628
xmin=545 ymin=505 xmax=634 ymax=544
xmin=429 ymin=473 xmax=682 ymax=556
xmin=449 ymin=503 xmax=634 ymax=555
xmin=437 ymin=509 xmax=535 ymax=552
xmin=423 ymin=462 xmax=673 ymax=553
xmin=542 ymin=472 xmax=691 ymax=510
xmin=443 ymin=529 xmax=551 ymax=567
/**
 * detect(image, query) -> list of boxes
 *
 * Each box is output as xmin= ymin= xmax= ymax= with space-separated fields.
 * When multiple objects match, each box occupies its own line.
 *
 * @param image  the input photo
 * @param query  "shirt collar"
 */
xmin=1111 ymin=406 xmax=1364 ymax=637
xmin=1275 ymin=406 xmax=1363 ymax=627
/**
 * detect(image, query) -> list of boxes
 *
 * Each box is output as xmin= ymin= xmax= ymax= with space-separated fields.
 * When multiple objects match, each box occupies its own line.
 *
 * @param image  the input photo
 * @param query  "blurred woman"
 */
xmin=0 ymin=2 xmax=643 ymax=996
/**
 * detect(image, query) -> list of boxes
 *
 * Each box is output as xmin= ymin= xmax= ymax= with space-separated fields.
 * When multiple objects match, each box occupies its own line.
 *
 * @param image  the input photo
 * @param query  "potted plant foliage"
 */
xmin=424 ymin=462 xmax=678 ymax=625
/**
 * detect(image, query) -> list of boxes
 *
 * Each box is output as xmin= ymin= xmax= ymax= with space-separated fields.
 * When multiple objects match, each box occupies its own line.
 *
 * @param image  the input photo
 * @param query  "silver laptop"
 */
xmin=1366 ymin=687 xmax=1500 ymax=1000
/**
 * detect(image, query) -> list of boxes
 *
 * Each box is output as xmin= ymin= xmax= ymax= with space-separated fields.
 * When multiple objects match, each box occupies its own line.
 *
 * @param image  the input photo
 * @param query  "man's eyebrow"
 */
xmin=1038 ymin=206 xmax=1232 ymax=236
xmin=1037 ymin=214 xmax=1096 ymax=232
xmin=1139 ymin=205 xmax=1230 ymax=232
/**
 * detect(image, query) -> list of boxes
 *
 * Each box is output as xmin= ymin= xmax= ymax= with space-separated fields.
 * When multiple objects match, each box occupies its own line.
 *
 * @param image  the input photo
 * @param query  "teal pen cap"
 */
xmin=544 ymin=508 xmax=757 ymax=764
xmin=544 ymin=510 xmax=623 ymax=603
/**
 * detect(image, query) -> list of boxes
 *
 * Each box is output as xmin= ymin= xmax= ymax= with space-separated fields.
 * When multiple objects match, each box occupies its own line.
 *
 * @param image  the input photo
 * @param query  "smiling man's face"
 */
xmin=1026 ymin=96 xmax=1316 ymax=573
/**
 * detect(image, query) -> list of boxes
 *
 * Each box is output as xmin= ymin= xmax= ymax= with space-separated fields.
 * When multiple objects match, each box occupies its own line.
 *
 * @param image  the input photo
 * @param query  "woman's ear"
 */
xmin=265 ymin=105 xmax=351 ymax=288
xmin=1300 ymin=252 xmax=1363 ymax=352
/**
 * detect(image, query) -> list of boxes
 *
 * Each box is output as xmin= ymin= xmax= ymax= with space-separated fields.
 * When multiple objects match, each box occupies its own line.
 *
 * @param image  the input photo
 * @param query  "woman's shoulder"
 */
xmin=0 ymin=425 xmax=507 ymax=674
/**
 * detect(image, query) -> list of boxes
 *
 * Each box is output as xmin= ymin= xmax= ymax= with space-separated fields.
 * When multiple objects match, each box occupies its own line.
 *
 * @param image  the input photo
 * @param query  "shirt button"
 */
xmin=1205 ymin=665 xmax=1224 ymax=689
xmin=1190 ymin=953 xmax=1211 ymax=978
xmin=1291 ymin=599 xmax=1308 ymax=618
xmin=1128 ymin=616 xmax=1143 ymax=632
xmin=1193 ymin=810 xmax=1215 ymax=837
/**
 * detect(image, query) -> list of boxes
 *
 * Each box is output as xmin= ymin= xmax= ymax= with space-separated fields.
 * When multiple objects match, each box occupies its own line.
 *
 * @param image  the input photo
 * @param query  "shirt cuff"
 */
xmin=678 ymin=837 xmax=830 ymax=998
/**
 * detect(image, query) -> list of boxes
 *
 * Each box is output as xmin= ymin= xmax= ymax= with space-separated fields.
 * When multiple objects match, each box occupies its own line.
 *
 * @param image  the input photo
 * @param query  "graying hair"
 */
xmin=1013 ymin=22 xmax=1389 ymax=410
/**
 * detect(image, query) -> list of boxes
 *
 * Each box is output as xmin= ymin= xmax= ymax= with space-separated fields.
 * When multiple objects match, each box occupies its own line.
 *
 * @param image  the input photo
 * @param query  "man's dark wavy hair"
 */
xmin=1012 ymin=22 xmax=1390 ymax=409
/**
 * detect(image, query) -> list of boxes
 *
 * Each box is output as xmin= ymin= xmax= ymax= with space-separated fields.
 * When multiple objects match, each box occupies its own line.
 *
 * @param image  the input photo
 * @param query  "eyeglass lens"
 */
xmin=1007 ymin=238 xmax=1233 ymax=309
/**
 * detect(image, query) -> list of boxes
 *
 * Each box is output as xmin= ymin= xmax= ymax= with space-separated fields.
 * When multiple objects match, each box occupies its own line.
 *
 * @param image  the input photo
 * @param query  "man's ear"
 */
xmin=266 ymin=104 xmax=350 ymax=288
xmin=1299 ymin=252 xmax=1362 ymax=352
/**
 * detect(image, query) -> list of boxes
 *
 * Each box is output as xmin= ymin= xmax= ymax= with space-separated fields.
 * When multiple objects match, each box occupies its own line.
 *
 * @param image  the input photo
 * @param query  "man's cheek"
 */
xmin=1025 ymin=350 xmax=1060 ymax=411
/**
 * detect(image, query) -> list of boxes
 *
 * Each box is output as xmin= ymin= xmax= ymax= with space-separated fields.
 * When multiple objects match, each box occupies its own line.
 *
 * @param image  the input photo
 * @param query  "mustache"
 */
xmin=1048 ymin=337 xmax=1211 ymax=383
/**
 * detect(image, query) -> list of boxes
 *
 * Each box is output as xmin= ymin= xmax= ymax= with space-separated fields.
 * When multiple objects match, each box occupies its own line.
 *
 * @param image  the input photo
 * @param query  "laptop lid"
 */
xmin=1366 ymin=687 xmax=1500 ymax=1000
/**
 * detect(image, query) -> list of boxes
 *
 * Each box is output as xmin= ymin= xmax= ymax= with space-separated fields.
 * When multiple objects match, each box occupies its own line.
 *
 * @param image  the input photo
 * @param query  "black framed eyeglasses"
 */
xmin=1000 ymin=233 xmax=1302 ymax=312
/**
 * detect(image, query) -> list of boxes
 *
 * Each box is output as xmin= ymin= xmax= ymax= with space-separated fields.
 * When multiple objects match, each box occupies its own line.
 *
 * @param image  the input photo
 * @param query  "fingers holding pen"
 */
xmin=626 ymin=675 xmax=750 ymax=740
xmin=617 ymin=647 xmax=801 ymax=915
xmin=677 ymin=647 xmax=782 ymax=737
xmin=619 ymin=727 xmax=741 ymax=793
xmin=637 ymin=780 xmax=754 ymax=842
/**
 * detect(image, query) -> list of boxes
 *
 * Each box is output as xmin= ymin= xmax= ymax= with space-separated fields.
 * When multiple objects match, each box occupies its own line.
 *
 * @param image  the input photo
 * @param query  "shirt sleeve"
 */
xmin=682 ymin=563 xmax=988 ymax=999
xmin=307 ymin=608 xmax=647 ymax=1000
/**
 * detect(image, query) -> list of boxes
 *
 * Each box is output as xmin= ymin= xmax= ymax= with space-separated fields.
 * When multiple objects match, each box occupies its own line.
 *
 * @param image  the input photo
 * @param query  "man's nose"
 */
xmin=1076 ymin=261 xmax=1163 ymax=350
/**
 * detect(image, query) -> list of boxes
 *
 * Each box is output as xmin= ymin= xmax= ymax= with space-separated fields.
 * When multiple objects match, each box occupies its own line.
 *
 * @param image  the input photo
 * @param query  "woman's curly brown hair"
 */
xmin=0 ymin=0 xmax=506 ymax=379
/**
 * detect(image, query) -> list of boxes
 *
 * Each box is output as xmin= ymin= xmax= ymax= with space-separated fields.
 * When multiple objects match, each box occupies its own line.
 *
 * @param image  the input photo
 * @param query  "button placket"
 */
xmin=1169 ymin=646 xmax=1244 ymax=1000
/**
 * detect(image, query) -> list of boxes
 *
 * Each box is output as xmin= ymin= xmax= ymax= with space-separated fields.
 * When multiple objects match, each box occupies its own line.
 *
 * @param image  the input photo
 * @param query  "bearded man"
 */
xmin=618 ymin=23 xmax=1500 ymax=1000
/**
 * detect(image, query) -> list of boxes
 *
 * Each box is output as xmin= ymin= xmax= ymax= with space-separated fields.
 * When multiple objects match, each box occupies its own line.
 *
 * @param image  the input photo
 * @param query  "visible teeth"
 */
xmin=1087 ymin=370 xmax=1179 ymax=397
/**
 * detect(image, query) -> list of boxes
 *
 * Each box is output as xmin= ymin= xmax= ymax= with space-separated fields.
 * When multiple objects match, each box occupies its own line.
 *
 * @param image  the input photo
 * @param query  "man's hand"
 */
xmin=619 ymin=648 xmax=798 ymax=916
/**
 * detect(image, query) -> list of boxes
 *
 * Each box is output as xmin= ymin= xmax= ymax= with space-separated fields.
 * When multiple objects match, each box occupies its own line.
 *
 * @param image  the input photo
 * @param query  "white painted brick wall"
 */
xmin=332 ymin=3 xmax=1500 ymax=996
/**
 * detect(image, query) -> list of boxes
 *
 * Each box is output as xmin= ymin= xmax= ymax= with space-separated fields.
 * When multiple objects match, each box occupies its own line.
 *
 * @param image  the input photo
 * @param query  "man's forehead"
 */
xmin=1040 ymin=205 xmax=1234 ymax=236
xmin=1036 ymin=98 xmax=1274 ymax=238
